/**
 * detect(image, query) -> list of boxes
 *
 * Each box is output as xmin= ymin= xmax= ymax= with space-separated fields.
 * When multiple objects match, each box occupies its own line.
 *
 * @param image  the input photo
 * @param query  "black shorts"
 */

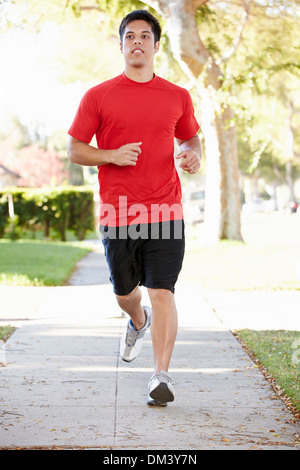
xmin=100 ymin=220 xmax=185 ymax=295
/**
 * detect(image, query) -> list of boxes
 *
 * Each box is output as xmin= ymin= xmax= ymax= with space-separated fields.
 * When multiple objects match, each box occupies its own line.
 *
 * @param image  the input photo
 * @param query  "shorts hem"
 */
xmin=112 ymin=282 xmax=141 ymax=297
xmin=141 ymin=282 xmax=176 ymax=294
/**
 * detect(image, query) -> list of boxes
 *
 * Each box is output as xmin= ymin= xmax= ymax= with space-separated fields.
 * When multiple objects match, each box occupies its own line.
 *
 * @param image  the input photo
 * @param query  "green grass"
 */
xmin=182 ymin=240 xmax=300 ymax=291
xmin=0 ymin=325 xmax=16 ymax=342
xmin=0 ymin=239 xmax=90 ymax=286
xmin=236 ymin=329 xmax=300 ymax=414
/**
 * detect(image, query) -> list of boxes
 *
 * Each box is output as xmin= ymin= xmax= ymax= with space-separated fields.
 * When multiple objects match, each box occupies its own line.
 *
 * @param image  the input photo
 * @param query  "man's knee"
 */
xmin=116 ymin=293 xmax=131 ymax=308
xmin=115 ymin=285 xmax=140 ymax=306
xmin=148 ymin=288 xmax=174 ymax=305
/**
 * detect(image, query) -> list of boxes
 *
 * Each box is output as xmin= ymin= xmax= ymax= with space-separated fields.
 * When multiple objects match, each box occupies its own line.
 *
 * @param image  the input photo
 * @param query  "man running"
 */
xmin=68 ymin=10 xmax=202 ymax=406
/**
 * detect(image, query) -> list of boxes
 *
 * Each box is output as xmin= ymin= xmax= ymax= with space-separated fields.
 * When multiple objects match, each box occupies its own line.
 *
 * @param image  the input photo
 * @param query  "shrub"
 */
xmin=0 ymin=186 xmax=95 ymax=241
xmin=0 ymin=195 xmax=8 ymax=237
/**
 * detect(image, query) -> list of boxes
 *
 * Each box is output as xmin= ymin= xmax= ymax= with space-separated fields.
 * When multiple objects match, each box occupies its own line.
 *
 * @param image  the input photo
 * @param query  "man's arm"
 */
xmin=175 ymin=134 xmax=202 ymax=174
xmin=67 ymin=136 xmax=142 ymax=167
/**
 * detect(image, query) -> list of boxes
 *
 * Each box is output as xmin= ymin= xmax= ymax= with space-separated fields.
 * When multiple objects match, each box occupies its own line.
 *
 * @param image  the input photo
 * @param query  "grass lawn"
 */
xmin=236 ymin=329 xmax=300 ymax=415
xmin=0 ymin=239 xmax=90 ymax=286
xmin=0 ymin=325 xmax=16 ymax=342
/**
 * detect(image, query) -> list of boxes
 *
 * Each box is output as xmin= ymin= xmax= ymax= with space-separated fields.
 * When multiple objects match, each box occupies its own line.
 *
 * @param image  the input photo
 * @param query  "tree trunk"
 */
xmin=216 ymin=100 xmax=243 ymax=240
xmin=148 ymin=0 xmax=243 ymax=242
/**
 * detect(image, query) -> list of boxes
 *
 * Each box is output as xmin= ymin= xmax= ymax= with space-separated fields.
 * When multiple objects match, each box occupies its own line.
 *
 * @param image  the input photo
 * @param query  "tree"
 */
xmin=230 ymin=0 xmax=300 ymax=204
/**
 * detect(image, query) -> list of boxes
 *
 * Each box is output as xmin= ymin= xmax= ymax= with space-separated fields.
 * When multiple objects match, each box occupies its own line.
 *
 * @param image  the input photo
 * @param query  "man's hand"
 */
xmin=112 ymin=142 xmax=142 ymax=166
xmin=176 ymin=135 xmax=202 ymax=174
xmin=176 ymin=150 xmax=201 ymax=174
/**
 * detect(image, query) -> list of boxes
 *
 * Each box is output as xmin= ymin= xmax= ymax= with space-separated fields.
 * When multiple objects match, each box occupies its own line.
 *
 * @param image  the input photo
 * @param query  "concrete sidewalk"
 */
xmin=0 ymin=243 xmax=299 ymax=450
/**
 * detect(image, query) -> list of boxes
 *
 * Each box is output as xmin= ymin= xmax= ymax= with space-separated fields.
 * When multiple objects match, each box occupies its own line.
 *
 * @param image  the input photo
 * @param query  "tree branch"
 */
xmin=220 ymin=0 xmax=252 ymax=63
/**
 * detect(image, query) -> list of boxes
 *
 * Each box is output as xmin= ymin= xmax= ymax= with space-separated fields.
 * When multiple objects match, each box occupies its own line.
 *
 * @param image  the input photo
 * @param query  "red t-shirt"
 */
xmin=68 ymin=73 xmax=199 ymax=226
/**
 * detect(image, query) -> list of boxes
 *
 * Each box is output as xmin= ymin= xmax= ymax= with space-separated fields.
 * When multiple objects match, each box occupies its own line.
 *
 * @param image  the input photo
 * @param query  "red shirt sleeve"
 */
xmin=174 ymin=88 xmax=199 ymax=141
xmin=68 ymin=88 xmax=101 ymax=144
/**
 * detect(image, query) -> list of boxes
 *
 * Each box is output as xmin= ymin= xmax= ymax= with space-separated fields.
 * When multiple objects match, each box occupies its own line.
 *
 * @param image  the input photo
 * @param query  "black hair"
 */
xmin=119 ymin=10 xmax=162 ymax=44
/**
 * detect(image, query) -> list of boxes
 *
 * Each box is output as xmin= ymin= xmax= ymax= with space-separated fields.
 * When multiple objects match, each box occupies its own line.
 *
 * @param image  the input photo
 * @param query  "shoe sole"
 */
xmin=147 ymin=397 xmax=167 ymax=407
xmin=121 ymin=356 xmax=134 ymax=363
xmin=149 ymin=382 xmax=174 ymax=402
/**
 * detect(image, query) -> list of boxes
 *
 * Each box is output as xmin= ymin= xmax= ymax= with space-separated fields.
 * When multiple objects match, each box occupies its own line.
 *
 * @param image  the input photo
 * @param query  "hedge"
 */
xmin=0 ymin=186 xmax=95 ymax=241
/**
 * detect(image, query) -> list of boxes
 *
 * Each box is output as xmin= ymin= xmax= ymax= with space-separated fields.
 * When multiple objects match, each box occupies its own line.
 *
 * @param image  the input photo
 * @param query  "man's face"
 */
xmin=120 ymin=20 xmax=160 ymax=68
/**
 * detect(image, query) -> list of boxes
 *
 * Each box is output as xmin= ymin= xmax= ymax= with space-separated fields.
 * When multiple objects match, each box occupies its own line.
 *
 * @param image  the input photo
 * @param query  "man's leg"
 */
xmin=147 ymin=288 xmax=178 ymax=374
xmin=117 ymin=285 xmax=152 ymax=363
xmin=115 ymin=285 xmax=146 ymax=330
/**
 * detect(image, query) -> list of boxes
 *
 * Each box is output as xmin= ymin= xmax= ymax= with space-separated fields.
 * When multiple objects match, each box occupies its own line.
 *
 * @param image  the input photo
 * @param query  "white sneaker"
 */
xmin=120 ymin=306 xmax=152 ymax=363
xmin=148 ymin=370 xmax=175 ymax=404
